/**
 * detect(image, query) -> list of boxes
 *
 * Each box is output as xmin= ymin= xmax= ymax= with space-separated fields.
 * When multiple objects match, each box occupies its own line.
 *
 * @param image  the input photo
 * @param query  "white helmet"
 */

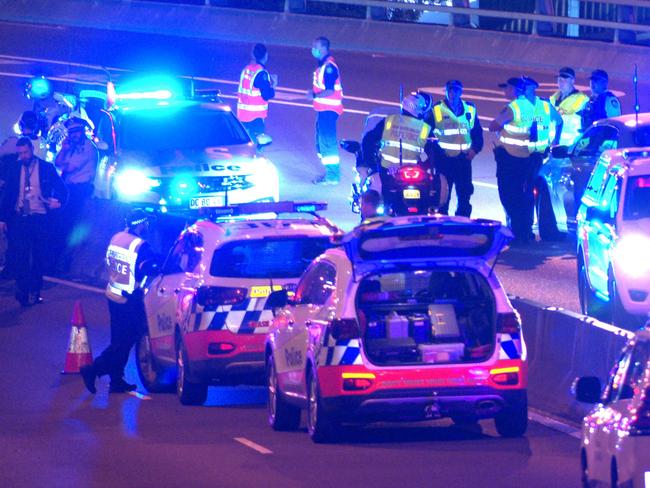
xmin=401 ymin=94 xmax=425 ymax=119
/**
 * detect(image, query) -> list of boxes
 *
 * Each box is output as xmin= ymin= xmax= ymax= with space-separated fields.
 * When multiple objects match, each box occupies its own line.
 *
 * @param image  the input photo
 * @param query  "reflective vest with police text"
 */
xmin=550 ymin=90 xmax=589 ymax=146
xmin=432 ymin=100 xmax=476 ymax=157
xmin=105 ymin=231 xmax=145 ymax=304
xmin=498 ymin=97 xmax=534 ymax=158
xmin=312 ymin=57 xmax=344 ymax=115
xmin=380 ymin=114 xmax=431 ymax=168
xmin=237 ymin=63 xmax=269 ymax=122
xmin=530 ymin=97 xmax=552 ymax=154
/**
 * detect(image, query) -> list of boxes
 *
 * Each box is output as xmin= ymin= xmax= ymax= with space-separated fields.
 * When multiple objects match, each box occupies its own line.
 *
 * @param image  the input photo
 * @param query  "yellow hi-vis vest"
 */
xmin=550 ymin=90 xmax=589 ymax=146
xmin=530 ymin=97 xmax=552 ymax=154
xmin=380 ymin=114 xmax=431 ymax=169
xmin=498 ymin=97 xmax=534 ymax=158
xmin=105 ymin=231 xmax=145 ymax=304
xmin=432 ymin=101 xmax=476 ymax=157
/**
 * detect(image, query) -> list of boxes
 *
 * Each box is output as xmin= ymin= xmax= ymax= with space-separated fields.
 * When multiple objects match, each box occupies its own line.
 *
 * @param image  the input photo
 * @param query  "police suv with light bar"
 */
xmin=265 ymin=215 xmax=529 ymax=442
xmin=136 ymin=201 xmax=340 ymax=406
xmin=93 ymin=77 xmax=279 ymax=213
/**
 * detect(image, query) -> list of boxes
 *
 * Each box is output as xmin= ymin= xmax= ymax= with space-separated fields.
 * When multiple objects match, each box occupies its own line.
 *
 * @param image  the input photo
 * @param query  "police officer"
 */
xmin=80 ymin=209 xmax=157 ymax=393
xmin=236 ymin=43 xmax=277 ymax=139
xmin=490 ymin=77 xmax=537 ymax=245
xmin=580 ymin=69 xmax=621 ymax=130
xmin=0 ymin=111 xmax=46 ymax=160
xmin=308 ymin=36 xmax=344 ymax=185
xmin=430 ymin=80 xmax=483 ymax=217
xmin=359 ymin=189 xmax=384 ymax=223
xmin=550 ymin=67 xmax=589 ymax=147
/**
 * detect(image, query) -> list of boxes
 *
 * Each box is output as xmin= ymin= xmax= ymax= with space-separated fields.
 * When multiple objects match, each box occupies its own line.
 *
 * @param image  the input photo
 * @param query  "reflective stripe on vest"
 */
xmin=380 ymin=114 xmax=430 ymax=168
xmin=550 ymin=90 xmax=589 ymax=146
xmin=237 ymin=63 xmax=269 ymax=122
xmin=105 ymin=231 xmax=144 ymax=303
xmin=433 ymin=101 xmax=476 ymax=157
xmin=498 ymin=97 xmax=534 ymax=158
xmin=312 ymin=57 xmax=344 ymax=114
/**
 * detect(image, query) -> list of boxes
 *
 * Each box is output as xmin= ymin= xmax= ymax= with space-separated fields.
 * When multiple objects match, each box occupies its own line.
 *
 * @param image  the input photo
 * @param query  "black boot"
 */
xmin=109 ymin=378 xmax=137 ymax=393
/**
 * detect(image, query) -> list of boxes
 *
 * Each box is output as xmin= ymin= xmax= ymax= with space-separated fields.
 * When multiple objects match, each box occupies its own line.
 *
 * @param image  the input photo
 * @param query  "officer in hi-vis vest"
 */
xmin=490 ymin=77 xmax=538 ymax=246
xmin=430 ymin=80 xmax=483 ymax=217
xmin=550 ymin=67 xmax=589 ymax=147
xmin=81 ymin=209 xmax=156 ymax=394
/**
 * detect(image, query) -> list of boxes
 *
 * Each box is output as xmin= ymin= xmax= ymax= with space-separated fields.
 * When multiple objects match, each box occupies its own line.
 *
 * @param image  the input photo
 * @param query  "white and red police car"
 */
xmin=265 ymin=215 xmax=528 ymax=442
xmin=136 ymin=202 xmax=339 ymax=405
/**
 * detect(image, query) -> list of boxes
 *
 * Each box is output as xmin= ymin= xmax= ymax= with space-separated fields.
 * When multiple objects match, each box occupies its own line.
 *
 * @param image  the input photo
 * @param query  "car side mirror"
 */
xmin=267 ymin=289 xmax=289 ymax=309
xmin=550 ymin=145 xmax=569 ymax=159
xmin=574 ymin=376 xmax=602 ymax=403
xmin=340 ymin=139 xmax=361 ymax=154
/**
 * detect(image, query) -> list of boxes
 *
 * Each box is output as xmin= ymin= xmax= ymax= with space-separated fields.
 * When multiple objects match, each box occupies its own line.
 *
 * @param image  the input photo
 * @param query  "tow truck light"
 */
xmin=398 ymin=165 xmax=425 ymax=183
xmin=497 ymin=311 xmax=521 ymax=334
xmin=489 ymin=366 xmax=520 ymax=385
xmin=342 ymin=372 xmax=375 ymax=391
xmin=196 ymin=286 xmax=247 ymax=307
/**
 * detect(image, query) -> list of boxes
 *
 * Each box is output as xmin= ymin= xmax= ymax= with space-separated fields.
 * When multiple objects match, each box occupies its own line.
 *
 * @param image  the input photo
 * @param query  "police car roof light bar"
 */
xmin=207 ymin=201 xmax=328 ymax=218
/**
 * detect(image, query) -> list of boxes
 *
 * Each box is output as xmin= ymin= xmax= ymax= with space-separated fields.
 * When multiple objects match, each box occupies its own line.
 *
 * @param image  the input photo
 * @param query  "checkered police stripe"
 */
xmin=498 ymin=332 xmax=522 ymax=360
xmin=317 ymin=330 xmax=362 ymax=366
xmin=192 ymin=297 xmax=274 ymax=334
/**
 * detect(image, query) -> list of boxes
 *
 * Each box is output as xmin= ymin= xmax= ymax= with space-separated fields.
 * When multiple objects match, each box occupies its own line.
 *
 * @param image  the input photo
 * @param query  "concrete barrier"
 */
xmin=512 ymin=297 xmax=634 ymax=424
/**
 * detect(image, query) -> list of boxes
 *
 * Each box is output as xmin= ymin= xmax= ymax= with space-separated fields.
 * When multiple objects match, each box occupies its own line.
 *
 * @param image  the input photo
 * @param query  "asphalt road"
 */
xmin=0 ymin=280 xmax=581 ymax=487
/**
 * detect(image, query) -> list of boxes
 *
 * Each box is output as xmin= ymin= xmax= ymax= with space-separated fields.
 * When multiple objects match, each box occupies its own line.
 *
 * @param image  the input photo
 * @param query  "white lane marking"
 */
xmin=128 ymin=391 xmax=153 ymax=401
xmin=528 ymin=409 xmax=582 ymax=439
xmin=473 ymin=181 xmax=498 ymax=189
xmin=44 ymin=276 xmax=104 ymax=294
xmin=0 ymin=70 xmax=105 ymax=86
xmin=234 ymin=437 xmax=273 ymax=455
xmin=0 ymin=54 xmax=129 ymax=73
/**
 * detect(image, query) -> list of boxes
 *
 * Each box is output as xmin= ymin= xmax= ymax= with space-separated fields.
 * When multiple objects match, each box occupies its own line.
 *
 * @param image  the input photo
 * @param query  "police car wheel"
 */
xmin=578 ymin=254 xmax=607 ymax=321
xmin=176 ymin=340 xmax=208 ymax=406
xmin=266 ymin=356 xmax=300 ymax=431
xmin=607 ymin=270 xmax=642 ymax=329
xmin=135 ymin=331 xmax=173 ymax=393
xmin=307 ymin=367 xmax=339 ymax=443
xmin=494 ymin=391 xmax=527 ymax=438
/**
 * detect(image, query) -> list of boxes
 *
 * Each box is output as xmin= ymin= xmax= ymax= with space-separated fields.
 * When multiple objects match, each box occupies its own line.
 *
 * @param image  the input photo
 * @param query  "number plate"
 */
xmin=189 ymin=195 xmax=224 ymax=209
xmin=403 ymin=189 xmax=420 ymax=199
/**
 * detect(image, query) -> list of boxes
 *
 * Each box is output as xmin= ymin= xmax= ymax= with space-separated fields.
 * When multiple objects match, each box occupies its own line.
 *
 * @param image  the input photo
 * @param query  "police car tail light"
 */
xmin=497 ymin=311 xmax=521 ymax=334
xmin=631 ymin=387 xmax=650 ymax=435
xmin=342 ymin=372 xmax=375 ymax=392
xmin=330 ymin=318 xmax=360 ymax=340
xmin=397 ymin=165 xmax=425 ymax=183
xmin=196 ymin=286 xmax=247 ymax=307
xmin=489 ymin=366 xmax=520 ymax=386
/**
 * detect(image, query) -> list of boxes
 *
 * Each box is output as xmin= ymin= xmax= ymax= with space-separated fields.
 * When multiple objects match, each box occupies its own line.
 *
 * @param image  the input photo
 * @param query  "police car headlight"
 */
xmin=246 ymin=159 xmax=279 ymax=197
xmin=614 ymin=234 xmax=650 ymax=279
xmin=115 ymin=169 xmax=161 ymax=196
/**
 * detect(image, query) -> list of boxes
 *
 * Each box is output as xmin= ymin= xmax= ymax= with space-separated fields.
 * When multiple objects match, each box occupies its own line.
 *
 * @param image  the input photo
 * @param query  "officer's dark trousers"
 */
xmin=438 ymin=154 xmax=474 ymax=217
xmin=494 ymin=147 xmax=536 ymax=241
xmin=9 ymin=213 xmax=48 ymax=299
xmin=55 ymin=182 xmax=94 ymax=272
xmin=94 ymin=297 xmax=145 ymax=382
xmin=243 ymin=118 xmax=266 ymax=139
xmin=315 ymin=111 xmax=339 ymax=163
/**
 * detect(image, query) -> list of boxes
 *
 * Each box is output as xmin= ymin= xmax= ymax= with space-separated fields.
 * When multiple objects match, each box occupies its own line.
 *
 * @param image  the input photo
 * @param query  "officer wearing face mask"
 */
xmin=307 ymin=36 xmax=344 ymax=185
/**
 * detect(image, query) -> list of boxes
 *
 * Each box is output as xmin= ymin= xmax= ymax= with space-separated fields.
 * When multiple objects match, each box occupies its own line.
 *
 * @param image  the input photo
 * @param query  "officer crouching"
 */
xmin=81 ymin=209 xmax=157 ymax=394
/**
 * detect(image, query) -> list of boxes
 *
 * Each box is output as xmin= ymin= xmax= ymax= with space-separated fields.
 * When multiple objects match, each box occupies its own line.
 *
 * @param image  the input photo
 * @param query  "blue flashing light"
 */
xmin=27 ymin=76 xmax=53 ymax=100
xmin=116 ymin=75 xmax=183 ymax=105
xmin=115 ymin=169 xmax=160 ymax=196
xmin=117 ymin=89 xmax=173 ymax=101
xmin=170 ymin=175 xmax=196 ymax=198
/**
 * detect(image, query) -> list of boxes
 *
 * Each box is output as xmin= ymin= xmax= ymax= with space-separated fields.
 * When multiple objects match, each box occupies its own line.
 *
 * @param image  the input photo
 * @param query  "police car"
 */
xmin=93 ymin=78 xmax=279 ymax=213
xmin=575 ymin=324 xmax=650 ymax=488
xmin=577 ymin=147 xmax=650 ymax=327
xmin=535 ymin=113 xmax=650 ymax=240
xmin=265 ymin=216 xmax=528 ymax=442
xmin=136 ymin=202 xmax=339 ymax=405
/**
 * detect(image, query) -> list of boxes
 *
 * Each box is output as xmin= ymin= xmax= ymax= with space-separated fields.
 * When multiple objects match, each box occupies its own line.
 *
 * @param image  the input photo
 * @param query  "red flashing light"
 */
xmin=343 ymin=378 xmax=373 ymax=391
xmin=407 ymin=207 xmax=419 ymax=214
xmin=208 ymin=342 xmax=236 ymax=355
xmin=398 ymin=165 xmax=425 ymax=183
xmin=634 ymin=176 xmax=650 ymax=189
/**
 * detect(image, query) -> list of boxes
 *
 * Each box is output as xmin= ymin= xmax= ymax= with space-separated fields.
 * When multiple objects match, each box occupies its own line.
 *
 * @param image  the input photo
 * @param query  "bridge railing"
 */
xmin=162 ymin=0 xmax=650 ymax=45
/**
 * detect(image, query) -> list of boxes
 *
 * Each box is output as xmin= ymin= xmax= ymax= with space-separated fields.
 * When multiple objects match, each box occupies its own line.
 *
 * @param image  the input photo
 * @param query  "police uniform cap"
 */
xmin=65 ymin=117 xmax=91 ymax=132
xmin=126 ymin=209 xmax=151 ymax=228
xmin=590 ymin=69 xmax=608 ymax=82
xmin=558 ymin=67 xmax=576 ymax=79
xmin=521 ymin=76 xmax=539 ymax=88
xmin=445 ymin=80 xmax=463 ymax=90
xmin=498 ymin=77 xmax=525 ymax=91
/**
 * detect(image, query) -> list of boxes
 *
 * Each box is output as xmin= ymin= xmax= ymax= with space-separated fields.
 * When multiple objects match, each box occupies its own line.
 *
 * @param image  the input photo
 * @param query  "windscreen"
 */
xmin=634 ymin=127 xmax=650 ymax=147
xmin=210 ymin=237 xmax=331 ymax=278
xmin=624 ymin=176 xmax=650 ymax=220
xmin=119 ymin=106 xmax=250 ymax=152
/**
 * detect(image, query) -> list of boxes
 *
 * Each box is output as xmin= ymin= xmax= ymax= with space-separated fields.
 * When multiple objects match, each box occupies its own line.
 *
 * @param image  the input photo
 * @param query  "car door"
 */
xmin=569 ymin=125 xmax=619 ymax=221
xmin=275 ymin=261 xmax=337 ymax=397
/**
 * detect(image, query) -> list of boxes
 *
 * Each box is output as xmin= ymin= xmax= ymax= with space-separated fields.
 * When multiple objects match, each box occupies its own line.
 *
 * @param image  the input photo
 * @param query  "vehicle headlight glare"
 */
xmin=115 ymin=169 xmax=160 ymax=196
xmin=614 ymin=234 xmax=650 ymax=279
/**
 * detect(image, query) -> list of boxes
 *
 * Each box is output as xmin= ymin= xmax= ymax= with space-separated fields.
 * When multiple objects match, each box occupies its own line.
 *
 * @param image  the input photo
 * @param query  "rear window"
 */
xmin=624 ymin=176 xmax=650 ymax=220
xmin=210 ymin=237 xmax=331 ymax=278
xmin=119 ymin=106 xmax=250 ymax=152
xmin=633 ymin=127 xmax=650 ymax=147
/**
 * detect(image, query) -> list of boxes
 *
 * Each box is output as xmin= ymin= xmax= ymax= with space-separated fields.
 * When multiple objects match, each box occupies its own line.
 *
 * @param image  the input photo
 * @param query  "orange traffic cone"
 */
xmin=61 ymin=300 xmax=93 ymax=374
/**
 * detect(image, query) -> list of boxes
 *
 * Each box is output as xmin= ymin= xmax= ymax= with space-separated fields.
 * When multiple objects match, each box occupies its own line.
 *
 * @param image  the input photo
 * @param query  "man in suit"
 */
xmin=0 ymin=137 xmax=67 ymax=306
